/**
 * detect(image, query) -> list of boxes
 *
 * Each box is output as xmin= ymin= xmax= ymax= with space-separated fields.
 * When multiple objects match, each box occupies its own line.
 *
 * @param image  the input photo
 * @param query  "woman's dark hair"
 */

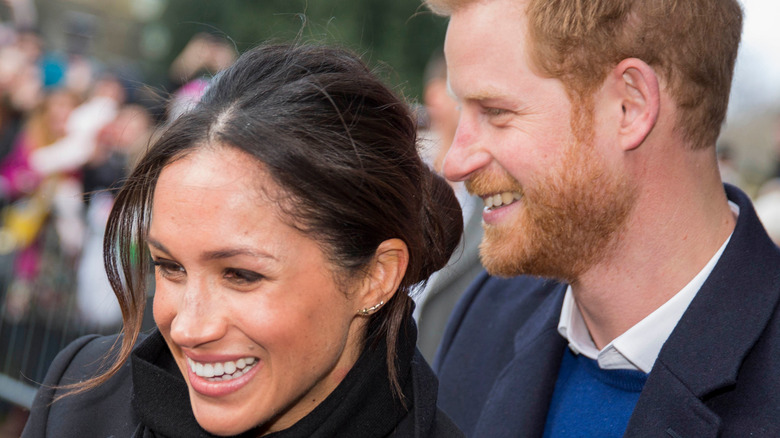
xmin=70 ymin=44 xmax=463 ymax=400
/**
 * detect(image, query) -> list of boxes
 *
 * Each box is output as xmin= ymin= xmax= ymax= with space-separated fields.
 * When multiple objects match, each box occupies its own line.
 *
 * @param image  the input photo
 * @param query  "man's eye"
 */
xmin=485 ymin=107 xmax=507 ymax=116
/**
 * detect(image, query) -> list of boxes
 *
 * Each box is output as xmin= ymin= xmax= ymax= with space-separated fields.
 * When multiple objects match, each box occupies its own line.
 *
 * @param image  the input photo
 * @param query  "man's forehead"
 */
xmin=443 ymin=0 xmax=530 ymax=64
xmin=443 ymin=4 xmax=535 ymax=103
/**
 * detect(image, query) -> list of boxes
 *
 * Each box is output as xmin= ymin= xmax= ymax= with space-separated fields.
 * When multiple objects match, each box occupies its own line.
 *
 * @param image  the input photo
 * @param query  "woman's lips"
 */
xmin=185 ymin=356 xmax=262 ymax=397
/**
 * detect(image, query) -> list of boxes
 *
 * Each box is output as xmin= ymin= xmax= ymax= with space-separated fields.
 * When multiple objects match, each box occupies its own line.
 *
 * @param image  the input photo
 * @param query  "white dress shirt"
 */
xmin=557 ymin=202 xmax=739 ymax=373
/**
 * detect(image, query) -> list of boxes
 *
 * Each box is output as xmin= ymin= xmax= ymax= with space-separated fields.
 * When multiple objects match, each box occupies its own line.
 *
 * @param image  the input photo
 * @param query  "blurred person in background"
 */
xmin=1 ymin=0 xmax=37 ymax=32
xmin=771 ymin=112 xmax=780 ymax=180
xmin=28 ymin=74 xmax=124 ymax=181
xmin=23 ymin=44 xmax=465 ymax=438
xmin=755 ymin=180 xmax=780 ymax=245
xmin=426 ymin=0 xmax=780 ymax=436
xmin=716 ymin=142 xmax=744 ymax=189
xmin=0 ymin=27 xmax=44 ymax=165
xmin=0 ymin=89 xmax=79 ymax=200
xmin=76 ymin=103 xmax=153 ymax=332
xmin=168 ymin=32 xmax=237 ymax=88
xmin=166 ymin=33 xmax=237 ymax=122
xmin=757 ymin=113 xmax=780 ymax=245
xmin=414 ymin=51 xmax=483 ymax=363
xmin=0 ymin=88 xmax=80 ymax=321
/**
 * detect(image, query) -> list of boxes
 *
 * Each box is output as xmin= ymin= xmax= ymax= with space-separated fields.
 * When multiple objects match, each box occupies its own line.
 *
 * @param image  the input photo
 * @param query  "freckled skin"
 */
xmin=150 ymin=145 xmax=368 ymax=436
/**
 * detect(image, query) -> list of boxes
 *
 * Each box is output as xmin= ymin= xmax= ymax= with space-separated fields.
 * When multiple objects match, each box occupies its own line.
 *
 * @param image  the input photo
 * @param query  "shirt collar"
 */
xmin=557 ymin=201 xmax=739 ymax=372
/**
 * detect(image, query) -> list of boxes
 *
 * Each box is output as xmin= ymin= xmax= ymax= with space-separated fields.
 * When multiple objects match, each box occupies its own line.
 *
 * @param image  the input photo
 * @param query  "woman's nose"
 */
xmin=168 ymin=280 xmax=226 ymax=348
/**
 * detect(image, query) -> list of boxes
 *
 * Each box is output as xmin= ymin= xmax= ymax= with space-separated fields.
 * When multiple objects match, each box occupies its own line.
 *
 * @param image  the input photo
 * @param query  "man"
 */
xmin=426 ymin=0 xmax=780 ymax=436
xmin=415 ymin=52 xmax=484 ymax=362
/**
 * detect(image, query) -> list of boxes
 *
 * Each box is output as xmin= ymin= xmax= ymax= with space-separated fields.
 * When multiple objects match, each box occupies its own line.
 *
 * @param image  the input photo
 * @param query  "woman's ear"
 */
xmin=610 ymin=58 xmax=660 ymax=151
xmin=356 ymin=238 xmax=409 ymax=316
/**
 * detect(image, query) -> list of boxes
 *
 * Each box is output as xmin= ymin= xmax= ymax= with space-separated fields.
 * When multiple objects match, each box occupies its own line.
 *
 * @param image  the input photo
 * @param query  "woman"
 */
xmin=22 ymin=44 xmax=465 ymax=437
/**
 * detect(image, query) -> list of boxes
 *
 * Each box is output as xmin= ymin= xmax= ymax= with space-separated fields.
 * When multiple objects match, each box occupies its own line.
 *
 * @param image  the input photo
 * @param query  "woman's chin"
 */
xmin=190 ymin=400 xmax=266 ymax=437
xmin=194 ymin=414 xmax=256 ymax=437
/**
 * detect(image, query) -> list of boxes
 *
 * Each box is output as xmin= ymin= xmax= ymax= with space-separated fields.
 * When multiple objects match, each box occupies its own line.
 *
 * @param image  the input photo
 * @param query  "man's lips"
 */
xmin=479 ymin=191 xmax=522 ymax=210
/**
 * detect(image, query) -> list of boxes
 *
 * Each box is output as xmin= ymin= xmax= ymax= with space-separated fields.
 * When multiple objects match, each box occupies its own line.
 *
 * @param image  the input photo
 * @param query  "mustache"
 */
xmin=465 ymin=170 xmax=524 ymax=197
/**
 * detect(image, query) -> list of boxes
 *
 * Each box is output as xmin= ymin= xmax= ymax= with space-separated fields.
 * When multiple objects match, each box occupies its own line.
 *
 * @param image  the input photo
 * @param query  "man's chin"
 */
xmin=478 ymin=226 xmax=579 ymax=281
xmin=479 ymin=229 xmax=534 ymax=278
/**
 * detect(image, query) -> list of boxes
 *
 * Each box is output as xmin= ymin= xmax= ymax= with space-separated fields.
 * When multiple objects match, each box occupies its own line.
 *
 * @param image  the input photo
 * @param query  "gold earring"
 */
xmin=358 ymin=300 xmax=384 ymax=316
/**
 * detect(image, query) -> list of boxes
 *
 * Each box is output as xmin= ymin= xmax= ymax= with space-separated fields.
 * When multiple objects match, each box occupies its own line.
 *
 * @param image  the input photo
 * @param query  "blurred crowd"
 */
xmin=0 ymin=1 xmax=235 ymax=434
xmin=0 ymin=6 xmax=241 ymax=318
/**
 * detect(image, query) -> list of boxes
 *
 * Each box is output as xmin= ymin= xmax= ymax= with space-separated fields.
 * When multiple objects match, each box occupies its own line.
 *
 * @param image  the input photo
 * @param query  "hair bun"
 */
xmin=416 ymin=170 xmax=464 ymax=283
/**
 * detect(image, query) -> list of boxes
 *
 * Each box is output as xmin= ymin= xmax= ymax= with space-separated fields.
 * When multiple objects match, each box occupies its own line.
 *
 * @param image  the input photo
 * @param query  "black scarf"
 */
xmin=130 ymin=320 xmax=416 ymax=438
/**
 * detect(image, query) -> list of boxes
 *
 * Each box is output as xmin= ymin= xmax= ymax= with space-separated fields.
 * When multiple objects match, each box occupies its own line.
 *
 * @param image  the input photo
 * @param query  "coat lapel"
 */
xmin=626 ymin=362 xmax=721 ymax=437
xmin=473 ymin=283 xmax=568 ymax=438
xmin=626 ymin=185 xmax=780 ymax=437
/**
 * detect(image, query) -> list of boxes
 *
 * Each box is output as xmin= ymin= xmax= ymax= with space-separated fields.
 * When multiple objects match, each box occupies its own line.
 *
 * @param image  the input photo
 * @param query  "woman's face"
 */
xmin=149 ymin=145 xmax=367 ymax=436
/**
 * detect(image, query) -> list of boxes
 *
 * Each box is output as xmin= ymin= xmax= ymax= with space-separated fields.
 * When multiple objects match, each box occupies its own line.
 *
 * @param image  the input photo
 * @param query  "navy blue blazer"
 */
xmin=434 ymin=184 xmax=780 ymax=437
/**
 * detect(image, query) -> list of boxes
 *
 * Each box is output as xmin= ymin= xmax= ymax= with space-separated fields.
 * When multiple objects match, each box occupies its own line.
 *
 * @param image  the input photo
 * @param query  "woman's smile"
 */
xmin=187 ymin=356 xmax=257 ymax=381
xmin=185 ymin=354 xmax=262 ymax=398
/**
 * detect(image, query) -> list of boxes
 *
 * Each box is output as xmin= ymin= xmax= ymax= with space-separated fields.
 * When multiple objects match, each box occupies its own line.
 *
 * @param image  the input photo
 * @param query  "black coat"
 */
xmin=23 ymin=319 xmax=463 ymax=437
xmin=435 ymin=184 xmax=780 ymax=437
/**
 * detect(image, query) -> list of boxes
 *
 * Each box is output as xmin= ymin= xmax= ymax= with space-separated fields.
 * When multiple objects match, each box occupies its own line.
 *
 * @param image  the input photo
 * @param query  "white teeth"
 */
xmin=482 ymin=191 xmax=522 ymax=210
xmin=187 ymin=356 xmax=258 ymax=382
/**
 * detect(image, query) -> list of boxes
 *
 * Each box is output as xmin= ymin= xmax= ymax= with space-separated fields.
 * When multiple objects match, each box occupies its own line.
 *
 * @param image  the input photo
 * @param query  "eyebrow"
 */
xmin=468 ymin=92 xmax=515 ymax=106
xmin=148 ymin=237 xmax=171 ymax=255
xmin=201 ymin=248 xmax=277 ymax=262
xmin=448 ymin=77 xmax=507 ymax=102
xmin=147 ymin=237 xmax=277 ymax=262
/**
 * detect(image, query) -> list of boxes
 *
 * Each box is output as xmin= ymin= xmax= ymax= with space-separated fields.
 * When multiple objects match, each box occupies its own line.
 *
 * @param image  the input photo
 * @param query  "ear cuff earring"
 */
xmin=358 ymin=300 xmax=385 ymax=316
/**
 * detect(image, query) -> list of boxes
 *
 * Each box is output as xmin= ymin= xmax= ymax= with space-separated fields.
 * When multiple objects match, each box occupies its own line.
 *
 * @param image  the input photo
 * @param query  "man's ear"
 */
xmin=610 ymin=58 xmax=660 ymax=151
xmin=355 ymin=238 xmax=409 ymax=316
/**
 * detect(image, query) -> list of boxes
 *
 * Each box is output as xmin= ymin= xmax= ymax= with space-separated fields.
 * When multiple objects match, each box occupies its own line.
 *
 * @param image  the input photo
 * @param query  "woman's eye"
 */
xmin=152 ymin=260 xmax=185 ymax=280
xmin=224 ymin=268 xmax=264 ymax=285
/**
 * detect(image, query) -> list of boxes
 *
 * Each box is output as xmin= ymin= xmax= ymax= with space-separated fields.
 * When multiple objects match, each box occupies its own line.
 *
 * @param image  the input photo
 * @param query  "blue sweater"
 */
xmin=543 ymin=349 xmax=648 ymax=437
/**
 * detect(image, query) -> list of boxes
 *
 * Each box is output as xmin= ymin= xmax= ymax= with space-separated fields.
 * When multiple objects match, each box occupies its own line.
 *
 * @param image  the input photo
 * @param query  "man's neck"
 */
xmin=571 ymin=156 xmax=736 ymax=349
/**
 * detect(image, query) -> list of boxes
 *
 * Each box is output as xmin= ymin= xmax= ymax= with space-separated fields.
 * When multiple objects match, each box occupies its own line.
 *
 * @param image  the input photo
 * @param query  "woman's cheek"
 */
xmin=152 ymin=286 xmax=175 ymax=331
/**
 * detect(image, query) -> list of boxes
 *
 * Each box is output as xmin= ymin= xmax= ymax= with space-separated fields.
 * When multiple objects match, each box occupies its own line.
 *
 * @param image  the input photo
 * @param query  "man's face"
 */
xmin=443 ymin=0 xmax=636 ymax=281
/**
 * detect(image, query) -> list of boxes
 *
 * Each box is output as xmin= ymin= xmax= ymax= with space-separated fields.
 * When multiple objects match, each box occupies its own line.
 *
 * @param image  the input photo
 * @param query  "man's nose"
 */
xmin=443 ymin=113 xmax=492 ymax=182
